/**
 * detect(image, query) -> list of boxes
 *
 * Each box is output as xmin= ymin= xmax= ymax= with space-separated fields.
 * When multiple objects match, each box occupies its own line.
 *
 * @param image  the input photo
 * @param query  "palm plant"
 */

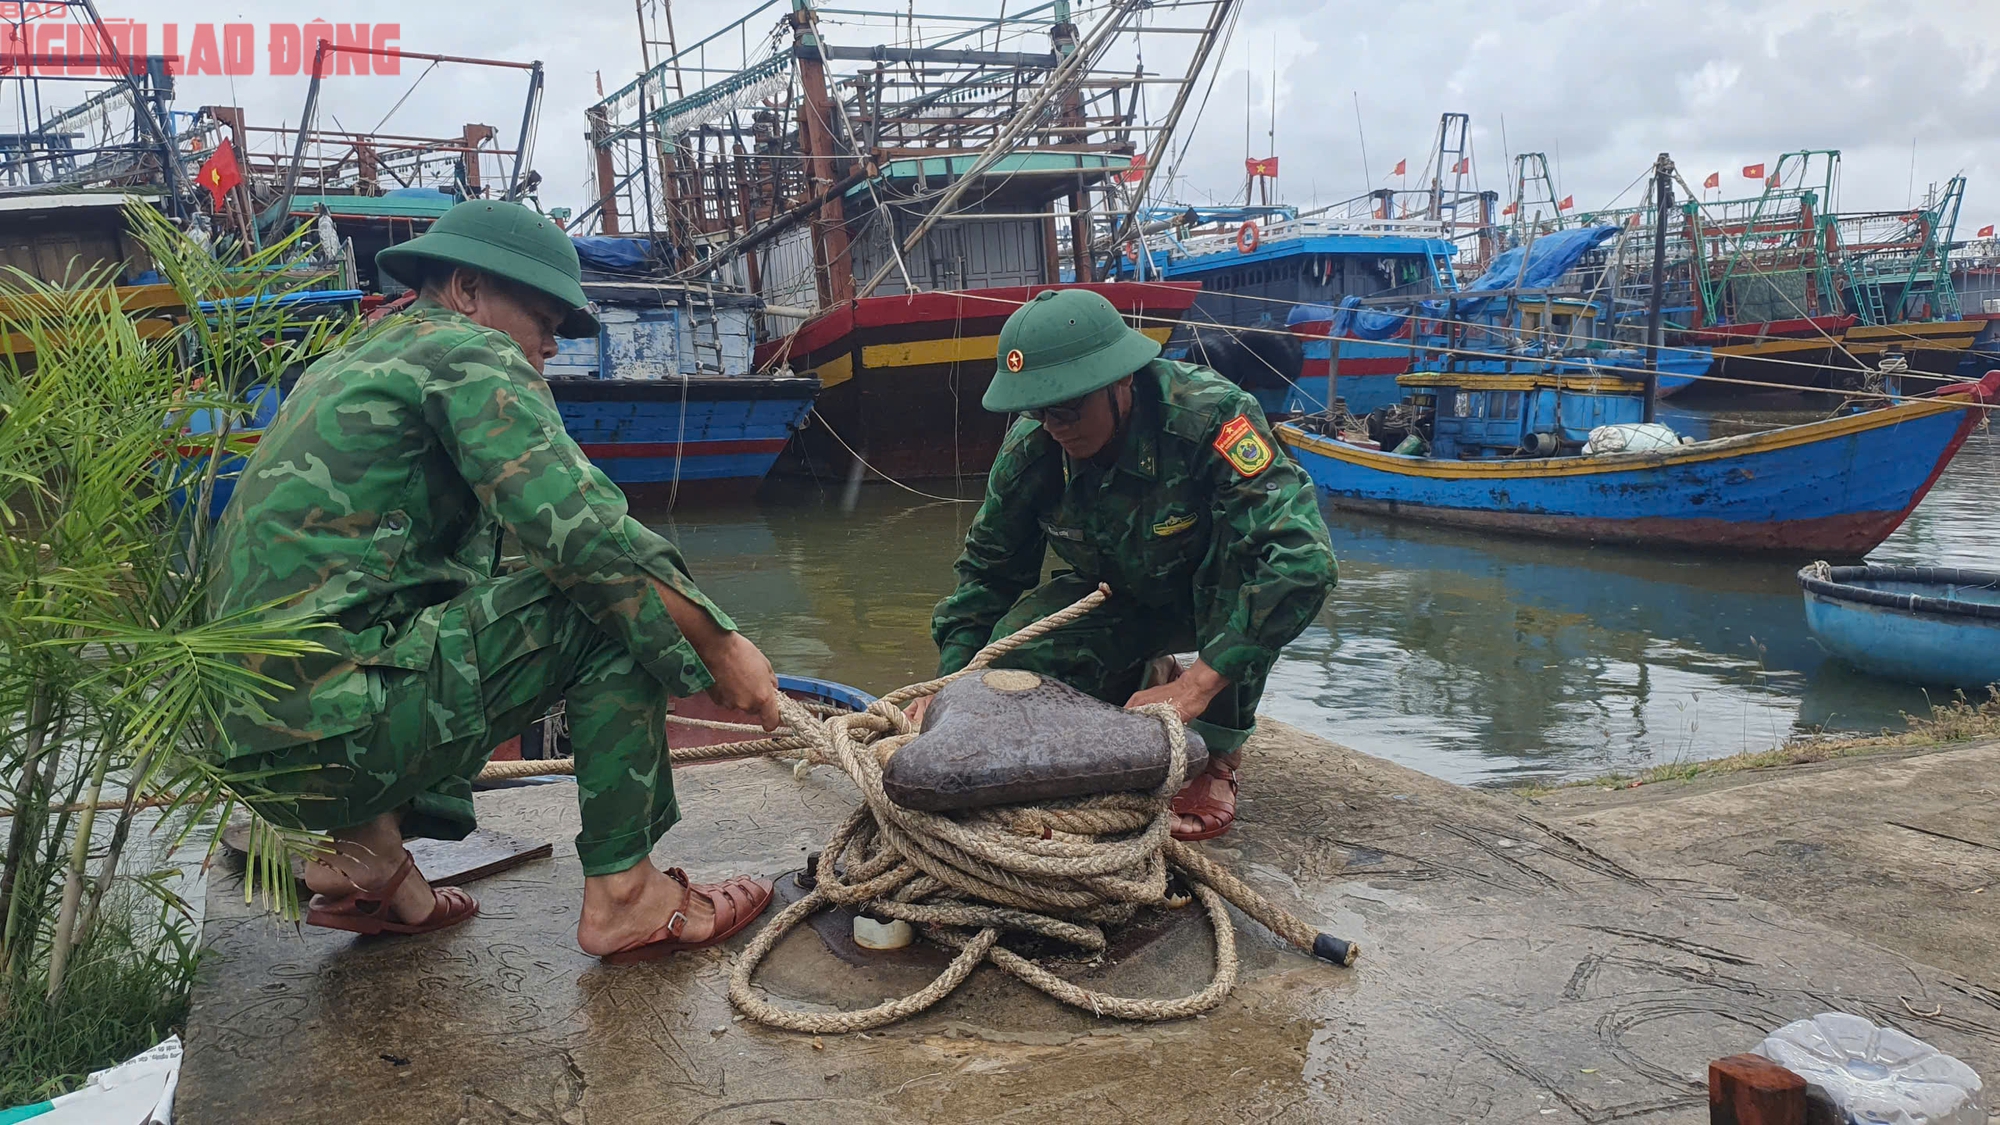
xmin=0 ymin=205 xmax=358 ymax=1102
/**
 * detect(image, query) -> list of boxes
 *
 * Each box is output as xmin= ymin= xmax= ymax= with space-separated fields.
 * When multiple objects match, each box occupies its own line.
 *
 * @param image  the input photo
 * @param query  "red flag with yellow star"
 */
xmin=198 ymin=140 xmax=242 ymax=210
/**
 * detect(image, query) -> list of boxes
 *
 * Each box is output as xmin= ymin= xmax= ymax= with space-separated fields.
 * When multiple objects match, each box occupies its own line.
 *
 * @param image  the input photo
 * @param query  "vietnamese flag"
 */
xmin=1119 ymin=152 xmax=1147 ymax=184
xmin=1390 ymin=158 xmax=1406 ymax=177
xmin=1742 ymin=162 xmax=1766 ymax=180
xmin=1557 ymin=195 xmax=1574 ymax=211
xmin=1452 ymin=157 xmax=1470 ymax=174
xmin=1766 ymin=173 xmax=1780 ymax=188
xmin=1981 ymin=224 xmax=1997 ymax=238
xmin=1703 ymin=171 xmax=1720 ymax=190
xmin=198 ymin=139 xmax=242 ymax=209
xmin=1501 ymin=201 xmax=1517 ymax=216
xmin=1245 ymin=156 xmax=1278 ymax=178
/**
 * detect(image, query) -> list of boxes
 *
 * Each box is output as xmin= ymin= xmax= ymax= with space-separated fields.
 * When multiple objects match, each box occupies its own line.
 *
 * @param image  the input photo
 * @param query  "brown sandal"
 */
xmin=1170 ymin=759 xmax=1239 ymax=841
xmin=600 ymin=868 xmax=774 ymax=965
xmin=304 ymin=850 xmax=479 ymax=937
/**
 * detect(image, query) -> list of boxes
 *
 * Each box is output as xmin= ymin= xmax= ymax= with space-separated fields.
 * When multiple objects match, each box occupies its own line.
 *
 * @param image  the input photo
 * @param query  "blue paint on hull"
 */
xmin=1804 ymin=592 xmax=2000 ymax=689
xmin=1798 ymin=566 xmax=2000 ymax=688
xmin=549 ymin=382 xmax=817 ymax=491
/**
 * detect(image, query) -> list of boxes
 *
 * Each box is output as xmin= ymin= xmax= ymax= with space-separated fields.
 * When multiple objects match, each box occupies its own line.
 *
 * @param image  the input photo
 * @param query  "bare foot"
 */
xmin=303 ymin=811 xmax=439 ymax=925
xmin=576 ymin=862 xmax=719 ymax=956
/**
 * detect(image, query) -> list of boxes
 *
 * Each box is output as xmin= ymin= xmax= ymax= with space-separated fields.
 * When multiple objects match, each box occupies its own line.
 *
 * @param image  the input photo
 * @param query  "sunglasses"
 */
xmin=1027 ymin=390 xmax=1099 ymax=426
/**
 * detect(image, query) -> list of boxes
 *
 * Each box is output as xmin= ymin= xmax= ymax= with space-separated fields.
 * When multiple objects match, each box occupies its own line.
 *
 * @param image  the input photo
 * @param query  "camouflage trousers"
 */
xmin=244 ymin=571 xmax=677 ymax=877
xmin=984 ymin=573 xmax=1266 ymax=755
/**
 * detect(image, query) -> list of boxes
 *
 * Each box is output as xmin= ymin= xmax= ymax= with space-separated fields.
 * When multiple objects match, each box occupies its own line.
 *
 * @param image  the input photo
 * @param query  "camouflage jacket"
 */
xmin=933 ymin=359 xmax=1335 ymax=683
xmin=208 ymin=301 xmax=730 ymax=756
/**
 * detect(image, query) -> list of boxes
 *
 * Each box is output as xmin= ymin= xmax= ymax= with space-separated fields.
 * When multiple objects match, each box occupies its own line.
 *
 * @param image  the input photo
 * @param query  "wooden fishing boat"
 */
xmin=1276 ymin=370 xmax=1997 ymax=555
xmin=758 ymin=282 xmax=1197 ymax=481
xmin=1682 ymin=315 xmax=1854 ymax=391
xmin=1797 ymin=564 xmax=2000 ymax=688
xmin=544 ymin=281 xmax=818 ymax=503
xmin=578 ymin=0 xmax=1231 ymax=483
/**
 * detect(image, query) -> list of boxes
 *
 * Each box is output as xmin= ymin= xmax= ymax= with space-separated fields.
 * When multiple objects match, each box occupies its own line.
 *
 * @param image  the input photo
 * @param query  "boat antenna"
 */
xmin=1352 ymin=91 xmax=1370 ymax=186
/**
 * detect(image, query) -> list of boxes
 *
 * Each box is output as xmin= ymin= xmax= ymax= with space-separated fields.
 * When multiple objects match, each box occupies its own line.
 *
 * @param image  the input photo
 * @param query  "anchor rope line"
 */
xmin=474 ymin=586 xmax=1356 ymax=1032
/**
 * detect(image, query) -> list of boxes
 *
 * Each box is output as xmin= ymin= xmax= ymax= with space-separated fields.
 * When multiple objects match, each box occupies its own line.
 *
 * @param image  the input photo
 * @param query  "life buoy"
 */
xmin=1235 ymin=222 xmax=1260 ymax=254
xmin=1124 ymin=241 xmax=1139 ymax=263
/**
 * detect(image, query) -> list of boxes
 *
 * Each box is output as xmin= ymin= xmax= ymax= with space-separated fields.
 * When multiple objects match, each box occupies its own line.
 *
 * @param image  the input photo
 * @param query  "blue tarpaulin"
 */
xmin=1305 ymin=225 xmax=1622 ymax=339
xmin=571 ymin=236 xmax=661 ymax=273
xmin=1461 ymin=226 xmax=1619 ymax=297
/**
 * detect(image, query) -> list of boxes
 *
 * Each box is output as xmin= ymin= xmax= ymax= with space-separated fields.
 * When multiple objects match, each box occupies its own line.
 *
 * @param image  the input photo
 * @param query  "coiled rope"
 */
xmin=475 ymin=586 xmax=1357 ymax=1032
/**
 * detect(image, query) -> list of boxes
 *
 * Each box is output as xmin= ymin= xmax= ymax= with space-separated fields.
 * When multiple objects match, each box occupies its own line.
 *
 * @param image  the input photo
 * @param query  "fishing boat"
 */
xmin=1278 ymin=151 xmax=1996 ymax=554
xmin=1109 ymin=113 xmax=1499 ymax=418
xmin=547 ymin=278 xmax=817 ymax=502
xmin=753 ymin=282 xmax=1195 ymax=480
xmin=576 ymin=0 xmax=1231 ymax=480
xmin=1319 ymin=224 xmax=1713 ymax=428
xmin=1797 ymin=564 xmax=2000 ymax=688
xmin=1279 ymin=369 xmax=1996 ymax=555
xmin=1109 ymin=203 xmax=1463 ymax=417
xmin=1577 ymin=150 xmax=1976 ymax=396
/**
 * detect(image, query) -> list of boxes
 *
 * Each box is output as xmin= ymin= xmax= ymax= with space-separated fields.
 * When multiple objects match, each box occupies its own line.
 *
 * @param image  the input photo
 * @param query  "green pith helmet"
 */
xmin=982 ymin=288 xmax=1160 ymax=413
xmin=376 ymin=200 xmax=599 ymax=338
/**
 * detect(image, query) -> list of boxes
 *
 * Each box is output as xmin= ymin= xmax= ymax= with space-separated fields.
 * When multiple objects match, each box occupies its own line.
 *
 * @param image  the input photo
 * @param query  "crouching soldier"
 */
xmin=926 ymin=289 xmax=1336 ymax=838
xmin=209 ymin=201 xmax=775 ymax=961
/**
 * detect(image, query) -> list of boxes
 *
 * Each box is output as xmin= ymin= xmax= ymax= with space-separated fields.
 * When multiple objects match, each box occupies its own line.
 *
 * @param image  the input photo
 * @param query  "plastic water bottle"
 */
xmin=1755 ymin=1012 xmax=1984 ymax=1125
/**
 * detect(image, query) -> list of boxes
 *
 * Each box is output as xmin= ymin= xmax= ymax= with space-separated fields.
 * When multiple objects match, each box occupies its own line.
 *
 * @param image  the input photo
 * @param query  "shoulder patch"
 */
xmin=1211 ymin=413 xmax=1274 ymax=477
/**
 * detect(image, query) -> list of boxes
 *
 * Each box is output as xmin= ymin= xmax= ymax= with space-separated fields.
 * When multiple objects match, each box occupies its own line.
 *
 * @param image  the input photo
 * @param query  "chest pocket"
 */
xmin=362 ymin=510 xmax=413 ymax=579
xmin=1039 ymin=517 xmax=1101 ymax=579
xmin=1132 ymin=505 xmax=1209 ymax=604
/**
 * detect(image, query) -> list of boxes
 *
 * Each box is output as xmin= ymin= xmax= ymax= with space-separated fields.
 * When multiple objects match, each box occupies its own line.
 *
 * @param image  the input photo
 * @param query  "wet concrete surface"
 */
xmin=1529 ymin=740 xmax=2000 ymax=989
xmin=179 ymin=725 xmax=2000 ymax=1123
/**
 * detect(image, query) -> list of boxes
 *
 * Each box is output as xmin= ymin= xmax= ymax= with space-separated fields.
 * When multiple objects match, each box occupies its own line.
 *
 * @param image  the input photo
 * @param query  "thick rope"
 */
xmin=474 ymin=585 xmax=1355 ymax=1030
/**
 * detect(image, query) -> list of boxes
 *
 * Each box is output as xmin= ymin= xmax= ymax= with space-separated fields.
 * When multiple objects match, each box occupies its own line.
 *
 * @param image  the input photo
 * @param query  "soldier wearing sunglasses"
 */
xmin=924 ymin=288 xmax=1336 ymax=840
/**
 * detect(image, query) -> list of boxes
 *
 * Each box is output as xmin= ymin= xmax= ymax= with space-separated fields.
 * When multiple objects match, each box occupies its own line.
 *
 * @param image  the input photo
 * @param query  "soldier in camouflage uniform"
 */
xmin=928 ymin=289 xmax=1335 ymax=840
xmin=210 ymin=201 xmax=775 ymax=960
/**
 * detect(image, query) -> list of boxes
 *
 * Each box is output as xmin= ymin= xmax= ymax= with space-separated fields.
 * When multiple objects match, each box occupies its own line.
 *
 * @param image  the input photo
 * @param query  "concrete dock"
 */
xmin=177 ymin=727 xmax=2000 ymax=1123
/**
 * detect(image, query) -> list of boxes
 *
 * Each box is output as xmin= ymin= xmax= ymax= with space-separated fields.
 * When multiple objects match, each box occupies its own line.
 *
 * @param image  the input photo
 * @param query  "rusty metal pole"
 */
xmin=587 ymin=106 xmax=622 ymax=235
xmin=793 ymin=0 xmax=853 ymax=304
xmin=1644 ymin=151 xmax=1674 ymax=423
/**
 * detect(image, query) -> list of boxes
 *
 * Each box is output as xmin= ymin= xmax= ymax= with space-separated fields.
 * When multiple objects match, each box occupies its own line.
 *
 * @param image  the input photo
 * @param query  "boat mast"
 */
xmin=851 ymin=0 xmax=1149 ymax=300
xmin=792 ymin=0 xmax=856 ymax=304
xmin=1644 ymin=151 xmax=1674 ymax=422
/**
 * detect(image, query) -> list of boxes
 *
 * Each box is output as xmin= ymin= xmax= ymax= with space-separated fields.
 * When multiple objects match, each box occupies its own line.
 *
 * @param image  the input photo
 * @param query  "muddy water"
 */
xmin=643 ymin=419 xmax=1997 ymax=787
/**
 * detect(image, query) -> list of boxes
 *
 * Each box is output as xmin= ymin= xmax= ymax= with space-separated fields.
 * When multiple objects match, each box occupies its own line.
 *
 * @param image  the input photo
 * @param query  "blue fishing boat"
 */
xmin=1798 ymin=564 xmax=2000 ymax=688
xmin=1110 ymin=203 xmax=1463 ymax=417
xmin=1277 ymin=369 xmax=1997 ymax=556
xmin=547 ymin=280 xmax=817 ymax=503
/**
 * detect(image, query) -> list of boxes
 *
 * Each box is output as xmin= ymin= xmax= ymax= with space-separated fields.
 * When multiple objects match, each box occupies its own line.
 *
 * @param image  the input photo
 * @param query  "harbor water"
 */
xmin=647 ymin=416 xmax=1997 ymax=788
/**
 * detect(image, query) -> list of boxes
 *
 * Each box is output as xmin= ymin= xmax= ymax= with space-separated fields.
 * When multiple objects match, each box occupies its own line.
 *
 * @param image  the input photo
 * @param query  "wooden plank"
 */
xmin=219 ymin=822 xmax=553 ymax=890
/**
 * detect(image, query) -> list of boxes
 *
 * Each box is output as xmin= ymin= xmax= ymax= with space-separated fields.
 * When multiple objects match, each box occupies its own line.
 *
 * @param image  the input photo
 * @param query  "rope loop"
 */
xmin=474 ymin=583 xmax=1346 ymax=1031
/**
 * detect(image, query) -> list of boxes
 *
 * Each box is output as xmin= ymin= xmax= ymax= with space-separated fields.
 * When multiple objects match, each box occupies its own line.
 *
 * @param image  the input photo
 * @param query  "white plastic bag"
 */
xmin=1581 ymin=422 xmax=1685 ymax=456
xmin=29 ymin=1036 xmax=180 ymax=1125
xmin=1755 ymin=1013 xmax=1983 ymax=1125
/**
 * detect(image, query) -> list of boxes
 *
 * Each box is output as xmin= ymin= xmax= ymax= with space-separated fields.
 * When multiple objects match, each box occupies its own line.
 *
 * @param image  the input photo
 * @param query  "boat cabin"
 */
xmin=1399 ymin=371 xmax=1647 ymax=459
xmin=1116 ymin=209 xmax=1462 ymax=332
xmin=548 ymin=283 xmax=763 ymax=381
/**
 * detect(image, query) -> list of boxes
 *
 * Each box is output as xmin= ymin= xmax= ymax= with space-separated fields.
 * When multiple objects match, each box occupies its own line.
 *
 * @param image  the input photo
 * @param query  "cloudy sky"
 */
xmin=141 ymin=0 xmax=2000 ymax=233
